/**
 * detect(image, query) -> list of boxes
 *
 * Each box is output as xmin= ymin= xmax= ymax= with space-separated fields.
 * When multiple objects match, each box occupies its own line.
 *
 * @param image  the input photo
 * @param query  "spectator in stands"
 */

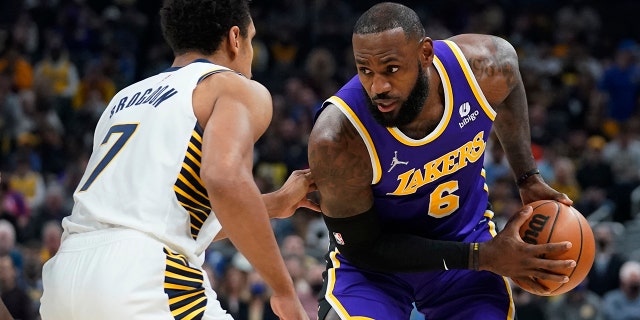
xmin=546 ymin=280 xmax=603 ymax=320
xmin=8 ymin=155 xmax=45 ymax=217
xmin=575 ymin=135 xmax=615 ymax=218
xmin=602 ymin=122 xmax=640 ymax=223
xmin=33 ymin=32 xmax=79 ymax=102
xmin=597 ymin=40 xmax=640 ymax=130
xmin=38 ymin=221 xmax=61 ymax=264
xmin=0 ymin=35 xmax=33 ymax=92
xmin=0 ymin=255 xmax=33 ymax=320
xmin=602 ymin=260 xmax=640 ymax=320
xmin=589 ymin=222 xmax=628 ymax=297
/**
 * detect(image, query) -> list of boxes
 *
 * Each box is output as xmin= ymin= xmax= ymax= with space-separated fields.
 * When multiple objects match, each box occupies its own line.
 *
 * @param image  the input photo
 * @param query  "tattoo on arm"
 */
xmin=309 ymin=112 xmax=373 ymax=218
xmin=467 ymin=37 xmax=519 ymax=92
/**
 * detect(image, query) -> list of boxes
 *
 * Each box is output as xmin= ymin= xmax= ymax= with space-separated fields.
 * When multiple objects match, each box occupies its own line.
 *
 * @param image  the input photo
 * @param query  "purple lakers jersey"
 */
xmin=318 ymin=40 xmax=497 ymax=242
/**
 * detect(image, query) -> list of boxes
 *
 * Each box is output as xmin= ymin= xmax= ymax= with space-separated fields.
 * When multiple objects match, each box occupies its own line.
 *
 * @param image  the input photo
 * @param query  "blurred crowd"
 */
xmin=0 ymin=0 xmax=639 ymax=319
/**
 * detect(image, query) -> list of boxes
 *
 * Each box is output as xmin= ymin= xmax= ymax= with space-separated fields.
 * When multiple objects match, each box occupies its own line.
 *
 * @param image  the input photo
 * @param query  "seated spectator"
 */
xmin=588 ymin=222 xmax=627 ymax=296
xmin=8 ymin=155 xmax=45 ymax=217
xmin=0 ymin=36 xmax=33 ymax=92
xmin=0 ymin=255 xmax=33 ymax=320
xmin=0 ymin=220 xmax=22 ymax=273
xmin=546 ymin=280 xmax=603 ymax=320
xmin=602 ymin=260 xmax=640 ymax=320
xmin=38 ymin=221 xmax=61 ymax=264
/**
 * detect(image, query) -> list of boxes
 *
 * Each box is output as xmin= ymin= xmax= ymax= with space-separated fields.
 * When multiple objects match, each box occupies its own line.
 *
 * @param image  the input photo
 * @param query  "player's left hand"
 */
xmin=263 ymin=169 xmax=320 ymax=219
xmin=518 ymin=175 xmax=572 ymax=207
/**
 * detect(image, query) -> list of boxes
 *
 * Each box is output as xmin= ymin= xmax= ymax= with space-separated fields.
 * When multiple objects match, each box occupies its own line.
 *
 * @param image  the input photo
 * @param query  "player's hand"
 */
xmin=270 ymin=293 xmax=309 ymax=320
xmin=518 ymin=175 xmax=572 ymax=207
xmin=479 ymin=205 xmax=576 ymax=295
xmin=263 ymin=169 xmax=320 ymax=219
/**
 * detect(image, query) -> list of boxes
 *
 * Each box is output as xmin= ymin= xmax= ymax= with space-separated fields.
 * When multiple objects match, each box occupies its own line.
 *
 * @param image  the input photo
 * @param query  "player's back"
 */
xmin=63 ymin=60 xmax=230 ymax=263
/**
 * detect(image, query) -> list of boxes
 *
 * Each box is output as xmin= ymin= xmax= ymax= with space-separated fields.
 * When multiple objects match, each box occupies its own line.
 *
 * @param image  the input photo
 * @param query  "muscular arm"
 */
xmin=451 ymin=34 xmax=538 ymax=183
xmin=450 ymin=34 xmax=572 ymax=207
xmin=197 ymin=74 xmax=296 ymax=297
xmin=309 ymin=105 xmax=471 ymax=272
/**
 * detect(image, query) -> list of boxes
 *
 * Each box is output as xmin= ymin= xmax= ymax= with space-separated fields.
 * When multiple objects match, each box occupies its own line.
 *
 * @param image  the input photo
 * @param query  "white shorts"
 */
xmin=40 ymin=228 xmax=233 ymax=320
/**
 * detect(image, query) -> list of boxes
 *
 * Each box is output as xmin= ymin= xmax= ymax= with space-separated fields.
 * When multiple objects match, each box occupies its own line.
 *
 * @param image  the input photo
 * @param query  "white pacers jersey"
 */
xmin=62 ymin=59 xmax=233 ymax=266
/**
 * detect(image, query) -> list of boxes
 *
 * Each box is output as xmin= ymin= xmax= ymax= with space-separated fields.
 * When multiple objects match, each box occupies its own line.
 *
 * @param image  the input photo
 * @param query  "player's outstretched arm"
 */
xmin=451 ymin=34 xmax=572 ymax=206
xmin=212 ymin=169 xmax=319 ymax=242
xmin=199 ymin=73 xmax=307 ymax=320
xmin=262 ymin=168 xmax=320 ymax=219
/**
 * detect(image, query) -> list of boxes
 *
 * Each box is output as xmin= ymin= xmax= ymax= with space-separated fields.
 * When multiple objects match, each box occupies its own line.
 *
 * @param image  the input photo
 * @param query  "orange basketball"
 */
xmin=512 ymin=200 xmax=595 ymax=296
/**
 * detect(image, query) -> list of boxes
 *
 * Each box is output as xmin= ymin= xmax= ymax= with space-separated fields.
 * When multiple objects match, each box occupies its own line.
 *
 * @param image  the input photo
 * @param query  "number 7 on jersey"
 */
xmin=79 ymin=123 xmax=139 ymax=191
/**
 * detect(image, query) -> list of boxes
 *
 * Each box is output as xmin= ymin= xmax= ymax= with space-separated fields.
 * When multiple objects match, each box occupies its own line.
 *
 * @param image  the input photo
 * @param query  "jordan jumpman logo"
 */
xmin=388 ymin=151 xmax=409 ymax=172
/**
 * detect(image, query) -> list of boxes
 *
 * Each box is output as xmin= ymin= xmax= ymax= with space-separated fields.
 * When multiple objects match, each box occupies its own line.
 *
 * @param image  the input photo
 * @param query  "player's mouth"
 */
xmin=375 ymin=100 xmax=398 ymax=113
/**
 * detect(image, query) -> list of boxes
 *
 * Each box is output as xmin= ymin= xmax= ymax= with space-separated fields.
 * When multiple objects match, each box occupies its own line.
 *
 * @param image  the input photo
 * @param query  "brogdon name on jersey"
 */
xmin=62 ymin=59 xmax=233 ymax=266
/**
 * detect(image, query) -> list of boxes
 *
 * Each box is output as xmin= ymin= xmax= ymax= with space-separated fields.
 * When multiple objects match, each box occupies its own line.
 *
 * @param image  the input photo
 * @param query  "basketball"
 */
xmin=512 ymin=200 xmax=595 ymax=296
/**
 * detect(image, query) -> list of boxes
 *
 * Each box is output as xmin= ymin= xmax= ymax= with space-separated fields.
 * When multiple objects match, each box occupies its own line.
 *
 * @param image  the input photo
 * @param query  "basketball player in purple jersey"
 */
xmin=308 ymin=3 xmax=576 ymax=320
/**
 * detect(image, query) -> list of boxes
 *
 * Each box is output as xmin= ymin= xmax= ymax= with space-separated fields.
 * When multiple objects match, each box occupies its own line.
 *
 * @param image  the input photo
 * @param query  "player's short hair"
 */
xmin=353 ymin=2 xmax=425 ymax=42
xmin=160 ymin=0 xmax=252 ymax=55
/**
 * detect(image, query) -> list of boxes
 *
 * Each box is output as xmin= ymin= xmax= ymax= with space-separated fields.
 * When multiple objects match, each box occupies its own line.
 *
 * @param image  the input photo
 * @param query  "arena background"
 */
xmin=0 ymin=0 xmax=638 ymax=319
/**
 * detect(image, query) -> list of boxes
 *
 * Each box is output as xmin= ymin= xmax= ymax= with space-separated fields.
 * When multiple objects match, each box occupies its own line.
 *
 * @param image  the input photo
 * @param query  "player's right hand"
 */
xmin=270 ymin=293 xmax=309 ymax=320
xmin=264 ymin=169 xmax=320 ymax=219
xmin=479 ymin=205 xmax=576 ymax=294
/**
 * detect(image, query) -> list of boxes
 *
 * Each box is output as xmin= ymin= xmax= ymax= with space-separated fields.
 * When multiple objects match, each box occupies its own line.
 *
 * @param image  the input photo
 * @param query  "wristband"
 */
xmin=516 ymin=168 xmax=540 ymax=187
xmin=472 ymin=242 xmax=479 ymax=271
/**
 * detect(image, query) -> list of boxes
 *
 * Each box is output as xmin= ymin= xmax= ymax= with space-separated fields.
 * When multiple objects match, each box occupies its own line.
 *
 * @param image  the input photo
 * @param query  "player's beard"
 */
xmin=365 ymin=62 xmax=429 ymax=128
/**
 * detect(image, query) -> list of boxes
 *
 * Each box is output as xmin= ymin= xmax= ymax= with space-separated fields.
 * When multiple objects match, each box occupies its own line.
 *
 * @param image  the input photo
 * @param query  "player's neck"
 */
xmin=171 ymin=52 xmax=230 ymax=69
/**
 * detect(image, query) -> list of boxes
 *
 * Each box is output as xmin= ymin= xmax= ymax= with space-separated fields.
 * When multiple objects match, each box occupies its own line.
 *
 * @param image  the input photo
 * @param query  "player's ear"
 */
xmin=419 ymin=37 xmax=434 ymax=66
xmin=227 ymin=26 xmax=241 ymax=57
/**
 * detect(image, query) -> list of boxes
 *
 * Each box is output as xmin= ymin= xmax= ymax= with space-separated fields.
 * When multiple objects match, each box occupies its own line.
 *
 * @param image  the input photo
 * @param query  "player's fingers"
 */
xmin=515 ymin=276 xmax=552 ymax=294
xmin=503 ymin=205 xmax=533 ymax=234
xmin=529 ymin=268 xmax=570 ymax=284
xmin=555 ymin=193 xmax=573 ymax=206
xmin=299 ymin=199 xmax=321 ymax=212
xmin=530 ymin=241 xmax=573 ymax=256
xmin=534 ymin=259 xmax=576 ymax=270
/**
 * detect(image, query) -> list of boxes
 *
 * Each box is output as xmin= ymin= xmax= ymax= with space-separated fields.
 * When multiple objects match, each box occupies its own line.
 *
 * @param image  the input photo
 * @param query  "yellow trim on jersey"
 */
xmin=166 ymin=258 xmax=196 ymax=272
xmin=442 ymin=40 xmax=497 ymax=121
xmin=327 ymin=96 xmax=383 ymax=184
xmin=179 ymin=203 xmax=207 ymax=222
xmin=188 ymin=141 xmax=202 ymax=157
xmin=178 ymin=174 xmax=208 ymax=199
xmin=485 ymin=210 xmax=497 ymax=237
xmin=171 ymin=298 xmax=207 ymax=317
xmin=174 ymin=187 xmax=209 ymax=208
xmin=502 ymin=276 xmax=516 ymax=320
xmin=325 ymin=250 xmax=375 ymax=320
xmin=168 ymin=289 xmax=205 ymax=304
xmin=166 ymin=270 xmax=204 ymax=283
xmin=387 ymin=56 xmax=453 ymax=146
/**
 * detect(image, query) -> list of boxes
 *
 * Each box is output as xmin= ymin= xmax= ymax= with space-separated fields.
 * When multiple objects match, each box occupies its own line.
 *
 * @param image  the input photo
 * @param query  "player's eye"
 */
xmin=359 ymin=68 xmax=372 ymax=75
xmin=388 ymin=66 xmax=399 ymax=73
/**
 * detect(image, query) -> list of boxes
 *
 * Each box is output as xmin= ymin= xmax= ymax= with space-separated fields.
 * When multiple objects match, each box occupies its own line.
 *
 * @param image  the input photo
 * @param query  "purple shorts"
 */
xmin=318 ymin=250 xmax=514 ymax=320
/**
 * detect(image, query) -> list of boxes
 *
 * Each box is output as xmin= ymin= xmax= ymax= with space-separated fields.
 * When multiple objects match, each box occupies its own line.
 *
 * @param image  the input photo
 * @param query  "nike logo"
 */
xmin=443 ymin=259 xmax=449 ymax=271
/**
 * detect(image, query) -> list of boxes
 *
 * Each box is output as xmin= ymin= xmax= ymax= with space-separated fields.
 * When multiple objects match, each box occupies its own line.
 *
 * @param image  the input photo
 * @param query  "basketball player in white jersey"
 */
xmin=39 ymin=0 xmax=317 ymax=319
